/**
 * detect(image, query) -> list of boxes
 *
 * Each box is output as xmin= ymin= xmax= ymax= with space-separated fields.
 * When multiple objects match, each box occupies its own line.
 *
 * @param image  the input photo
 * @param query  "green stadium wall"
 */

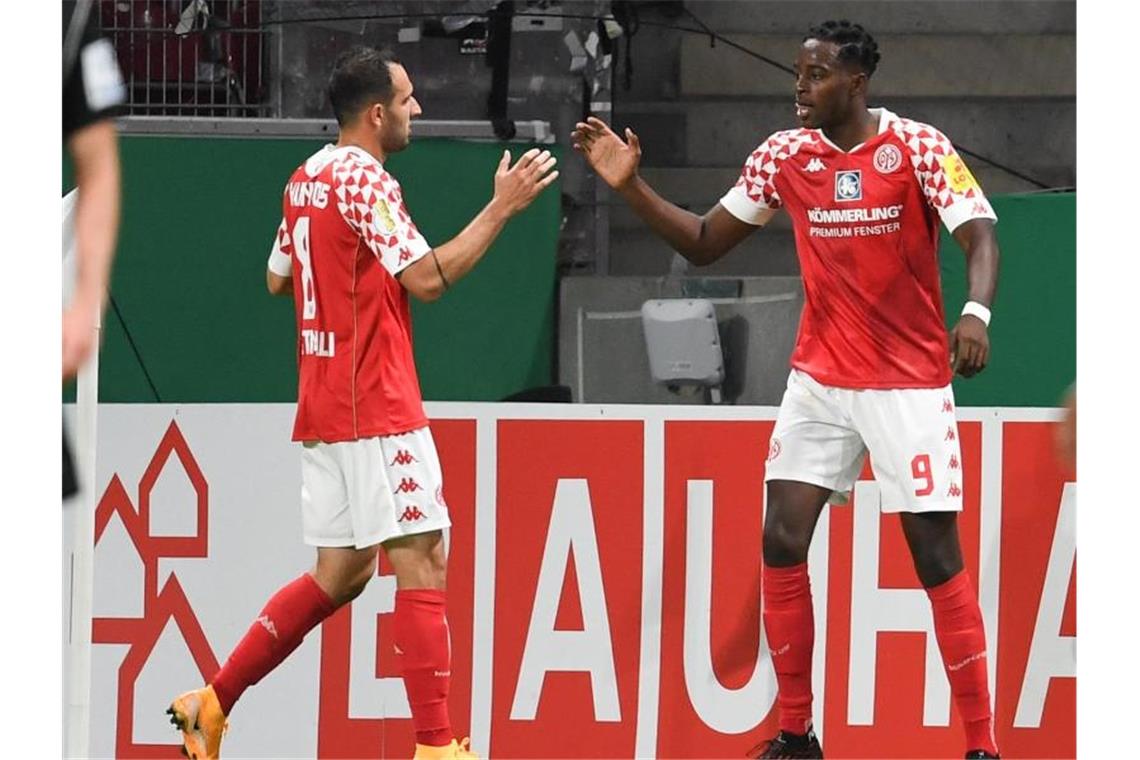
xmin=940 ymin=192 xmax=1075 ymax=407
xmin=64 ymin=135 xmax=561 ymax=403
xmin=65 ymin=137 xmax=1073 ymax=407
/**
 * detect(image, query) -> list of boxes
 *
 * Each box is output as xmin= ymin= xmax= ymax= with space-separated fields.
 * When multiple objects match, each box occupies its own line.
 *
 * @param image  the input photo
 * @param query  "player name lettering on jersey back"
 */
xmin=301 ymin=329 xmax=335 ymax=357
xmin=286 ymin=181 xmax=331 ymax=209
xmin=806 ymin=204 xmax=904 ymax=224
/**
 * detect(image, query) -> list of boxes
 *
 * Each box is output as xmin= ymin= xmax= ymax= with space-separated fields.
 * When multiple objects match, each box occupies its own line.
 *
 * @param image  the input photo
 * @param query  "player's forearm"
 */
xmin=618 ymin=175 xmax=716 ymax=265
xmin=431 ymin=199 xmax=512 ymax=288
xmin=963 ymin=236 xmax=999 ymax=307
xmin=69 ymin=122 xmax=121 ymax=312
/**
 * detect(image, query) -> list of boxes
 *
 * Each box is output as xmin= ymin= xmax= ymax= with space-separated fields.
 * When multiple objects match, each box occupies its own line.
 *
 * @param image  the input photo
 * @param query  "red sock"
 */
xmin=211 ymin=573 xmax=336 ymax=716
xmin=762 ymin=562 xmax=814 ymax=735
xmin=927 ymin=569 xmax=998 ymax=756
xmin=394 ymin=589 xmax=453 ymax=747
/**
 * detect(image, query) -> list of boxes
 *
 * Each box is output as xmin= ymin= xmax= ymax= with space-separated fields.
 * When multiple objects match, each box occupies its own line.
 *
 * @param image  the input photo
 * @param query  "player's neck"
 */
xmin=336 ymin=132 xmax=387 ymax=163
xmin=821 ymin=107 xmax=878 ymax=153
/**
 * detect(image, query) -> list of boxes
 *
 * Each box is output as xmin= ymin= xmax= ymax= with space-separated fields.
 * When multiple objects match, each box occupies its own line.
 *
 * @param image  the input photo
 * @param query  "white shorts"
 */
xmin=764 ymin=370 xmax=964 ymax=513
xmin=300 ymin=426 xmax=452 ymax=548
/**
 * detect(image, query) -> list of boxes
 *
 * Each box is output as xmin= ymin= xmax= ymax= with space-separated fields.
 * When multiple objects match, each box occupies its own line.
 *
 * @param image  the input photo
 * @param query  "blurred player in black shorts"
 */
xmin=62 ymin=0 xmax=125 ymax=498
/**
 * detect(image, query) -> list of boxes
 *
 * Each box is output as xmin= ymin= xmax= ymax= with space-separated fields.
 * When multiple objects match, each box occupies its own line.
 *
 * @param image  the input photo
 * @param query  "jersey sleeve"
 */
xmin=898 ymin=124 xmax=997 ymax=232
xmin=63 ymin=7 xmax=126 ymax=139
xmin=718 ymin=135 xmax=783 ymax=226
xmin=267 ymin=218 xmax=292 ymax=277
xmin=332 ymin=158 xmax=432 ymax=276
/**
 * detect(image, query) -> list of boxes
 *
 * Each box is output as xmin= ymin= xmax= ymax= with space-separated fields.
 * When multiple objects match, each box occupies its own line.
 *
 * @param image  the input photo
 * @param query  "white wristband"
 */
xmin=961 ymin=301 xmax=991 ymax=326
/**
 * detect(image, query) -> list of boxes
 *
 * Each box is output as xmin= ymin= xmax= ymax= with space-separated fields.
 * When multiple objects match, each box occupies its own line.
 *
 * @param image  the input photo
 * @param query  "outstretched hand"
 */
xmin=571 ymin=116 xmax=641 ymax=191
xmin=949 ymin=315 xmax=989 ymax=378
xmin=492 ymin=147 xmax=559 ymax=217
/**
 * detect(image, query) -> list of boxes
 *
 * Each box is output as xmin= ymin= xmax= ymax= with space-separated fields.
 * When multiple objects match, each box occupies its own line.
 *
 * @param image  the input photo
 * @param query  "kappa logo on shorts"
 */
xmin=394 ymin=477 xmax=423 ymax=494
xmin=767 ymin=438 xmax=782 ymax=463
xmin=947 ymin=482 xmax=962 ymax=498
xmin=398 ymin=505 xmax=427 ymax=522
xmin=942 ymin=398 xmax=954 ymax=413
xmin=389 ymin=449 xmax=418 ymax=467
xmin=949 ymin=454 xmax=960 ymax=470
xmin=945 ymin=427 xmax=957 ymax=441
xmin=835 ymin=170 xmax=862 ymax=202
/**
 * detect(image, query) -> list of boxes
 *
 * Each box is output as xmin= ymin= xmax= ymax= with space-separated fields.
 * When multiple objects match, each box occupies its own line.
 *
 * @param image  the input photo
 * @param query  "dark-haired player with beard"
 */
xmin=168 ymin=47 xmax=557 ymax=760
xmin=573 ymin=20 xmax=1000 ymax=760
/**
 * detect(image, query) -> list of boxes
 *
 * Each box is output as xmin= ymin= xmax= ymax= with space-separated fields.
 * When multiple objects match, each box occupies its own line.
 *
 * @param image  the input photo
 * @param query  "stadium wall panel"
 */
xmin=67 ymin=402 xmax=1075 ymax=759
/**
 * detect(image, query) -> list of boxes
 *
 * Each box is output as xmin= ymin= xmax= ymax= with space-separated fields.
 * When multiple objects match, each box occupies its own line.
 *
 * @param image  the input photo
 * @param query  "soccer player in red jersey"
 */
xmin=574 ymin=20 xmax=1000 ymax=760
xmin=168 ymin=47 xmax=557 ymax=760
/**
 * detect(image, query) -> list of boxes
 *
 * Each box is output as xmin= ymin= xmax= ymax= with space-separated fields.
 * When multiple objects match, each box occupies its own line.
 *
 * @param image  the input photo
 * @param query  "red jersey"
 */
xmin=719 ymin=108 xmax=996 ymax=389
xmin=267 ymin=144 xmax=432 ymax=442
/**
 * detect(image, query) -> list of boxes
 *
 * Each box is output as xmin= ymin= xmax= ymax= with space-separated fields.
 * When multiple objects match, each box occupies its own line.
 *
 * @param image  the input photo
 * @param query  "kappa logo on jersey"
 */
xmin=394 ymin=477 xmax=423 ymax=494
xmin=835 ymin=170 xmax=862 ymax=202
xmin=873 ymin=143 xmax=903 ymax=174
xmin=435 ymin=485 xmax=447 ymax=508
xmin=767 ymin=438 xmax=782 ymax=462
xmin=397 ymin=505 xmax=426 ymax=522
xmin=804 ymin=157 xmax=826 ymax=173
xmin=939 ymin=153 xmax=980 ymax=194
xmin=398 ymin=247 xmax=414 ymax=264
xmin=972 ymin=201 xmax=990 ymax=216
xmin=389 ymin=449 xmax=418 ymax=467
xmin=371 ymin=198 xmax=397 ymax=234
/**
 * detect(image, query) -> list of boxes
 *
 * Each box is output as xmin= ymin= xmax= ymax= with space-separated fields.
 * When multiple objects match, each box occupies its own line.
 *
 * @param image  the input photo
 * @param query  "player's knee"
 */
xmin=315 ymin=549 xmax=381 ymax=606
xmin=912 ymin=547 xmax=963 ymax=588
xmin=345 ymin=563 xmax=377 ymax=601
xmin=388 ymin=532 xmax=447 ymax=589
xmin=762 ymin=517 xmax=811 ymax=566
xmin=415 ymin=545 xmax=447 ymax=589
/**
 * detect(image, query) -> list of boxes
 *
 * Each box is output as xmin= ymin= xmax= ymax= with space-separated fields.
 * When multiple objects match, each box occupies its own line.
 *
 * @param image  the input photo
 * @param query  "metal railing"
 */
xmin=97 ymin=0 xmax=271 ymax=117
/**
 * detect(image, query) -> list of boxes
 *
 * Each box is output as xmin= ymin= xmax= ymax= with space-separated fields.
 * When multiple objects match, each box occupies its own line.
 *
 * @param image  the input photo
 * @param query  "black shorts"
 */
xmin=63 ymin=428 xmax=79 ymax=499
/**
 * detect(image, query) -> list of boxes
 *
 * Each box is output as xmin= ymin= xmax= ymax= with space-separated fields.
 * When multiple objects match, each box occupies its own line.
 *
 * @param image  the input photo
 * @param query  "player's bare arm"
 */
xmin=266 ymin=269 xmax=292 ymax=295
xmin=571 ymin=116 xmax=756 ymax=266
xmin=398 ymin=147 xmax=558 ymax=302
xmin=64 ymin=120 xmax=121 ymax=378
xmin=948 ymin=218 xmax=1000 ymax=378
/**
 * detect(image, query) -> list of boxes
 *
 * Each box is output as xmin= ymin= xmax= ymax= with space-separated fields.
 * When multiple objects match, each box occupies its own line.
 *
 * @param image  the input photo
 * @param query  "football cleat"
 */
xmin=747 ymin=727 xmax=823 ymax=759
xmin=166 ymin=685 xmax=228 ymax=759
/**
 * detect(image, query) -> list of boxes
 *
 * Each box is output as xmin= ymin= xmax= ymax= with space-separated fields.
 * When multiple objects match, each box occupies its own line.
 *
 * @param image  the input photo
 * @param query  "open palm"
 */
xmin=571 ymin=116 xmax=641 ymax=190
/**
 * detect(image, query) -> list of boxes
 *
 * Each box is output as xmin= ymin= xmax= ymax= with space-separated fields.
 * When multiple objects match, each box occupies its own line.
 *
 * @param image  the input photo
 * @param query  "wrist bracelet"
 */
xmin=961 ymin=301 xmax=991 ymax=326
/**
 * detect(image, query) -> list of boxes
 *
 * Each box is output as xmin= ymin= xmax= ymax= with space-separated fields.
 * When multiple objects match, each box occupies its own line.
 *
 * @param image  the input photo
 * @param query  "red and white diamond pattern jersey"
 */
xmin=268 ymin=144 xmax=432 ymax=442
xmin=726 ymin=128 xmax=820 ymax=220
xmin=719 ymin=108 xmax=997 ymax=389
